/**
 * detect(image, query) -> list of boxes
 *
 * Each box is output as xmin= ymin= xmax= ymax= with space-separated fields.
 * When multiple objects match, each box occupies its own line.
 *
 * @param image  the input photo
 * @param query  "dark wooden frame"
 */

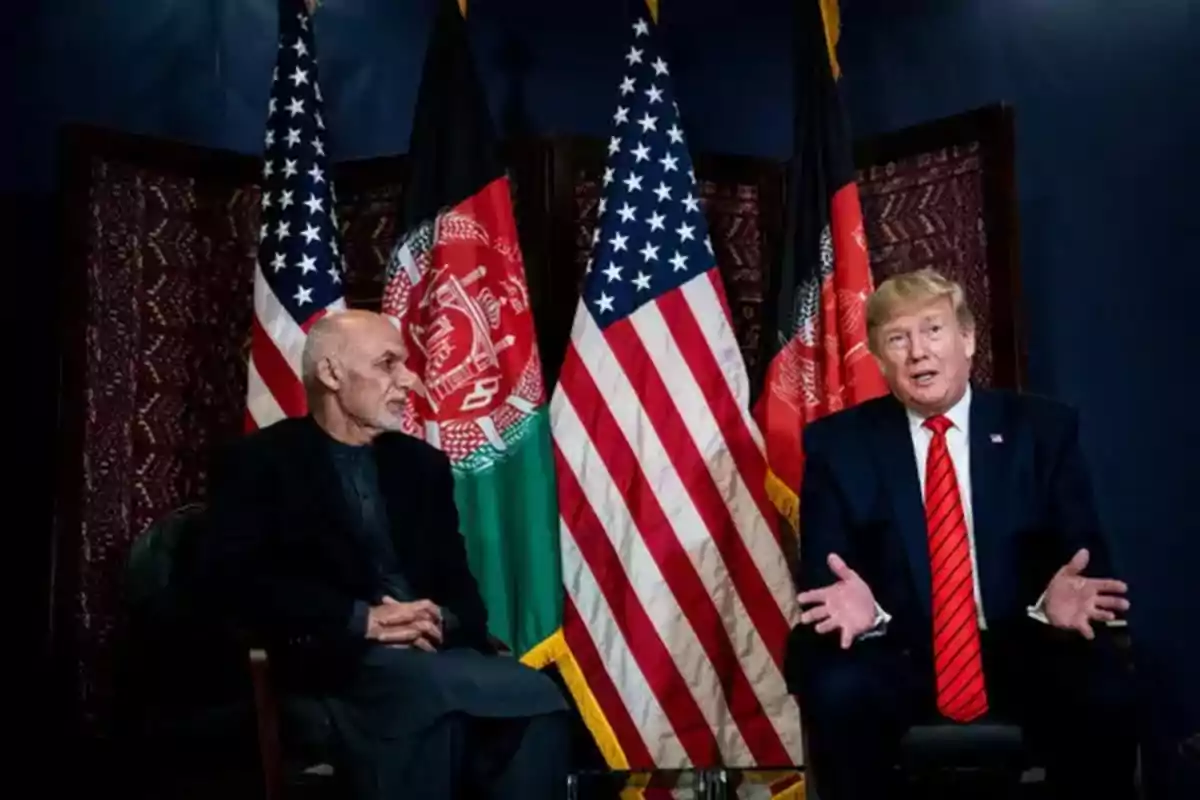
xmin=53 ymin=125 xmax=267 ymax=735
xmin=49 ymin=125 xmax=409 ymax=761
xmin=852 ymin=103 xmax=1026 ymax=389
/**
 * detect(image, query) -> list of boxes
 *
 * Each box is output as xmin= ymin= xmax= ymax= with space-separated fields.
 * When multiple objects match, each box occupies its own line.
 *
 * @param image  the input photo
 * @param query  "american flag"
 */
xmin=550 ymin=10 xmax=804 ymax=771
xmin=246 ymin=0 xmax=346 ymax=430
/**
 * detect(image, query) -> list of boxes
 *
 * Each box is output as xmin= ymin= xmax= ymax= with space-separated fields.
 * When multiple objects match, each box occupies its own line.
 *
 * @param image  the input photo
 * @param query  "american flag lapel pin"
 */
xmin=990 ymin=433 xmax=1004 ymax=443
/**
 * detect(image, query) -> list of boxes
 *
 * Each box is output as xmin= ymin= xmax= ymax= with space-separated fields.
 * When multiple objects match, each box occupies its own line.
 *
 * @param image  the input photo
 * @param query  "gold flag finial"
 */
xmin=458 ymin=0 xmax=467 ymax=16
xmin=304 ymin=0 xmax=321 ymax=13
xmin=645 ymin=0 xmax=658 ymax=23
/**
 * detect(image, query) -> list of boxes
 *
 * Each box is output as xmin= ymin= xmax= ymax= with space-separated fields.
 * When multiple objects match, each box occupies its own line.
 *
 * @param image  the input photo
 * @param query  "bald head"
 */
xmin=301 ymin=309 xmax=381 ymax=391
xmin=301 ymin=310 xmax=416 ymax=443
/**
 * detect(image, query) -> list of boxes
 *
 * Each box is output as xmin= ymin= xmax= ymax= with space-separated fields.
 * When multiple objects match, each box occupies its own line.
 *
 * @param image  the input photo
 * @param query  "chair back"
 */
xmin=123 ymin=502 xmax=248 ymax=700
xmin=125 ymin=502 xmax=208 ymax=628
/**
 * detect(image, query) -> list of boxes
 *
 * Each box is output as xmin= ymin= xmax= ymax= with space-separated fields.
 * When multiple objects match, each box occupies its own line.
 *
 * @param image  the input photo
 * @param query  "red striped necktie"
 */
xmin=923 ymin=414 xmax=988 ymax=723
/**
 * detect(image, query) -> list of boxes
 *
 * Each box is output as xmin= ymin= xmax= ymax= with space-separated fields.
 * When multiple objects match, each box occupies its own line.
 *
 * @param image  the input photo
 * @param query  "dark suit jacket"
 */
xmin=193 ymin=415 xmax=491 ymax=690
xmin=785 ymin=387 xmax=1116 ymax=685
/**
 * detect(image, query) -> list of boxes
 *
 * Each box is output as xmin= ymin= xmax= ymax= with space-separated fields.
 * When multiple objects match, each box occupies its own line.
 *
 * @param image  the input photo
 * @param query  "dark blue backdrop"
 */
xmin=6 ymin=0 xmax=1196 ymax=791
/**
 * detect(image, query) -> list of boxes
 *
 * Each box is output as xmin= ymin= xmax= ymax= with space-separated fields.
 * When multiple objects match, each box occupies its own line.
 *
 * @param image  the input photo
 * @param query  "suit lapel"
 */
xmin=967 ymin=388 xmax=1011 ymax=616
xmin=874 ymin=396 xmax=934 ymax=616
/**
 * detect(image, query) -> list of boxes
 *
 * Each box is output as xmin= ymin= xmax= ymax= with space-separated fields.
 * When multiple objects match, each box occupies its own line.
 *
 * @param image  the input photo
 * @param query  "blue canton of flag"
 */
xmin=257 ymin=0 xmax=345 ymax=323
xmin=583 ymin=13 xmax=716 ymax=329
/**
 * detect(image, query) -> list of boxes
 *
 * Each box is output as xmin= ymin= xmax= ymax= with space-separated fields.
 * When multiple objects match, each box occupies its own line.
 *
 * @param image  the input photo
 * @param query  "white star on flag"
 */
xmin=245 ymin=0 xmax=347 ymax=431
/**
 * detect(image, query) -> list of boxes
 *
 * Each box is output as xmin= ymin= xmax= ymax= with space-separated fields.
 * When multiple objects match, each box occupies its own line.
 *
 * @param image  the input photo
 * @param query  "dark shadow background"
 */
xmin=4 ymin=0 xmax=1196 ymax=793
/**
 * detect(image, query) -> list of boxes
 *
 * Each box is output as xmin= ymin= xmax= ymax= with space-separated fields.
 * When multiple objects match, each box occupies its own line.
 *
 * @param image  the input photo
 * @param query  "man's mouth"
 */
xmin=911 ymin=370 xmax=938 ymax=387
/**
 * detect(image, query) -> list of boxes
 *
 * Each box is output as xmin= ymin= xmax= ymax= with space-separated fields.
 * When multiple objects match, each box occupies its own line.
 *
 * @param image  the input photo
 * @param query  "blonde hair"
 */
xmin=866 ymin=268 xmax=975 ymax=354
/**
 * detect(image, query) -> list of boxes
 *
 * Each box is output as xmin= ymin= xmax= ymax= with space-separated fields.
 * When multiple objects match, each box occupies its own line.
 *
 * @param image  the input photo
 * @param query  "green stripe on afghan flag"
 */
xmin=381 ymin=0 xmax=560 ymax=658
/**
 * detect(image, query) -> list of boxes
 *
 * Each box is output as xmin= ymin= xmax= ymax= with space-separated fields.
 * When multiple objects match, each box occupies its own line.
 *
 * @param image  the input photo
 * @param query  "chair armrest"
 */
xmin=247 ymin=648 xmax=284 ymax=800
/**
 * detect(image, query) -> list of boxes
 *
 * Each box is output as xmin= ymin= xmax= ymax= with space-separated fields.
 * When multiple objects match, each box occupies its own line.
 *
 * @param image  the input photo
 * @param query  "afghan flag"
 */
xmin=381 ymin=0 xmax=560 ymax=659
xmin=755 ymin=0 xmax=888 ymax=531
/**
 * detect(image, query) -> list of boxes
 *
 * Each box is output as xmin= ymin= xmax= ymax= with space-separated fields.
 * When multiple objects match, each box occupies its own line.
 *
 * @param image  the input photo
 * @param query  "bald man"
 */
xmin=194 ymin=310 xmax=569 ymax=800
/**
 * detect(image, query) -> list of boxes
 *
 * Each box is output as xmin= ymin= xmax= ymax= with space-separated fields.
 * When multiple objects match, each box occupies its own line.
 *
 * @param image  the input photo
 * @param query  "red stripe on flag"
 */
xmin=249 ymin=315 xmax=306 ymax=419
xmin=706 ymin=263 xmax=739 ymax=343
xmin=299 ymin=306 xmax=334 ymax=333
xmin=553 ymin=391 xmax=719 ymax=765
xmin=561 ymin=595 xmax=656 ymax=769
xmin=561 ymin=608 xmax=689 ymax=800
xmin=656 ymin=281 xmax=793 ymax=669
xmin=703 ymin=272 xmax=778 ymax=525
xmin=602 ymin=309 xmax=789 ymax=765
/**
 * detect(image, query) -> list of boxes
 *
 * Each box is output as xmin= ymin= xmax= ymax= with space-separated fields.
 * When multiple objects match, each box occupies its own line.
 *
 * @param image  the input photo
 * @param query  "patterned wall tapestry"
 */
xmin=857 ymin=144 xmax=996 ymax=383
xmin=54 ymin=131 xmax=412 ymax=733
xmin=854 ymin=105 xmax=1022 ymax=389
xmin=55 ymin=146 xmax=255 ymax=733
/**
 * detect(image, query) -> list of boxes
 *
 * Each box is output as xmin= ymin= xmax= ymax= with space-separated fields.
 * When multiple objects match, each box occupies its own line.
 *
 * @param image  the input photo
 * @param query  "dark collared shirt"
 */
xmin=324 ymin=435 xmax=457 ymax=639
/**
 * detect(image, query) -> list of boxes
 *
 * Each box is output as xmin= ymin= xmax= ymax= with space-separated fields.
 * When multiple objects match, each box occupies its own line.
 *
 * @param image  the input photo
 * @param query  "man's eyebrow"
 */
xmin=378 ymin=346 xmax=406 ymax=360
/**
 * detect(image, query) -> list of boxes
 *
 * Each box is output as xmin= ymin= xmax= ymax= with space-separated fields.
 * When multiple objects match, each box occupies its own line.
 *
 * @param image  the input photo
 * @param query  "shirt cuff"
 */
xmin=1027 ymin=591 xmax=1050 ymax=625
xmin=857 ymin=602 xmax=892 ymax=640
xmin=348 ymin=600 xmax=370 ymax=639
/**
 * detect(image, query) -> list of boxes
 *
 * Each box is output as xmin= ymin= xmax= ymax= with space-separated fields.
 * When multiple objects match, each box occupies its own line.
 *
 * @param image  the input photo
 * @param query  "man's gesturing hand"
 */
xmin=1044 ymin=548 xmax=1129 ymax=640
xmin=796 ymin=554 xmax=878 ymax=649
xmin=366 ymin=598 xmax=443 ymax=651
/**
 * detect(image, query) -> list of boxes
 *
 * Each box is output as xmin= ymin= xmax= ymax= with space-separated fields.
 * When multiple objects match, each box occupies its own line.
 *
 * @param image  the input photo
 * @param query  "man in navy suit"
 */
xmin=785 ymin=269 xmax=1137 ymax=799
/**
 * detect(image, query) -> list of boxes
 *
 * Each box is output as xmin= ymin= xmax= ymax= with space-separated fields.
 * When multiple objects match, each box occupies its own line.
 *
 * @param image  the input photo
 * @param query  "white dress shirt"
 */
xmin=866 ymin=386 xmax=1047 ymax=638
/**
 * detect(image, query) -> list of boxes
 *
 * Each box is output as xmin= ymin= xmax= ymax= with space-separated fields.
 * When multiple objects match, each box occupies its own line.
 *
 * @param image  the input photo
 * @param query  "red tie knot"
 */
xmin=924 ymin=414 xmax=954 ymax=436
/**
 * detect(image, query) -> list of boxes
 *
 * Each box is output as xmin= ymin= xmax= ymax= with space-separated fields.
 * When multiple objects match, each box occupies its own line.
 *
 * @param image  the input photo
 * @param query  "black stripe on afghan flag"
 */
xmin=760 ymin=0 xmax=859 ymax=374
xmin=402 ymin=0 xmax=505 ymax=230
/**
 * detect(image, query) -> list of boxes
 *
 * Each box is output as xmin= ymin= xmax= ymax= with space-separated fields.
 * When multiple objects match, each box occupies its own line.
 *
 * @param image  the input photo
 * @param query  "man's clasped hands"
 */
xmin=366 ymin=597 xmax=444 ymax=650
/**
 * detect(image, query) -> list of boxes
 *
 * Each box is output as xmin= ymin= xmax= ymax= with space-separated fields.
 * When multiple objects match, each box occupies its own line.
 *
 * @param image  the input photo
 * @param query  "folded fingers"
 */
xmin=814 ymin=618 xmax=839 ymax=635
xmin=1093 ymin=594 xmax=1129 ymax=612
xmin=799 ymin=604 xmax=831 ymax=625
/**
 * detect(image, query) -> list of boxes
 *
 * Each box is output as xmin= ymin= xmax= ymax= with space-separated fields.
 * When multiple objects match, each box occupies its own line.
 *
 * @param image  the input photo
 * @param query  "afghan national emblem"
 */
xmin=382 ymin=200 xmax=544 ymax=472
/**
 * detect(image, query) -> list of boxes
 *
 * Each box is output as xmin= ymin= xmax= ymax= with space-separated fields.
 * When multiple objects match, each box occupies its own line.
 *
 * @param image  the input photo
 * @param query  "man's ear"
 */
xmin=869 ymin=342 xmax=887 ymax=376
xmin=316 ymin=356 xmax=342 ymax=391
xmin=962 ymin=324 xmax=977 ymax=360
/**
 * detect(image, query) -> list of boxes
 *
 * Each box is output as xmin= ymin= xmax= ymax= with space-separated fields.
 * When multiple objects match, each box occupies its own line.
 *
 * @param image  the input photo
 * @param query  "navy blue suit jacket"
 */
xmin=786 ymin=387 xmax=1116 ymax=682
